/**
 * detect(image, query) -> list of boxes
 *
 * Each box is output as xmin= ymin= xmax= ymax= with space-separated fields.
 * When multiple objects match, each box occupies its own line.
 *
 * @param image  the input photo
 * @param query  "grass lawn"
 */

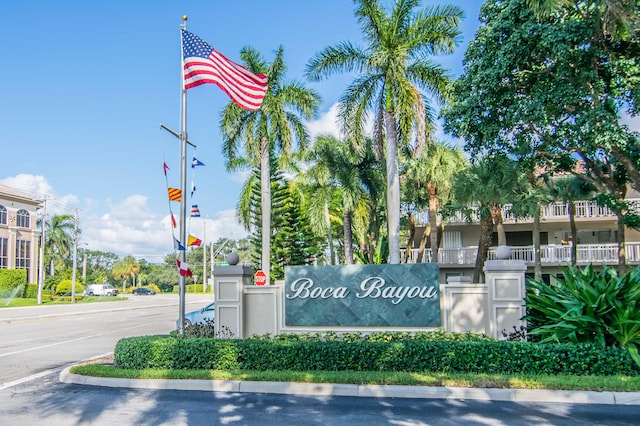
xmin=0 ymin=296 xmax=124 ymax=307
xmin=71 ymin=359 xmax=640 ymax=392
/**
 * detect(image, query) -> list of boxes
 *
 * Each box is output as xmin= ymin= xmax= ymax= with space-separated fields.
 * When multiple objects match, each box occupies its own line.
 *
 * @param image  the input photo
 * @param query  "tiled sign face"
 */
xmin=284 ymin=264 xmax=441 ymax=327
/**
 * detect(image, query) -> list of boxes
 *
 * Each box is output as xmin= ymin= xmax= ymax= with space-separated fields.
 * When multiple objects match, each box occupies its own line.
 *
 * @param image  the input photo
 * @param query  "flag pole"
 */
xmin=178 ymin=15 xmax=189 ymax=335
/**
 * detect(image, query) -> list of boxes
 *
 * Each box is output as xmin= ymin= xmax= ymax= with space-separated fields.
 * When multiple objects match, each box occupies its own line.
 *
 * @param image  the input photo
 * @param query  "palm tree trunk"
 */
xmin=474 ymin=214 xmax=494 ymax=283
xmin=428 ymin=188 xmax=439 ymax=263
xmin=491 ymin=204 xmax=506 ymax=246
xmin=404 ymin=213 xmax=415 ymax=263
xmin=344 ymin=210 xmax=354 ymax=265
xmin=416 ymin=224 xmax=429 ymax=263
xmin=569 ymin=201 xmax=577 ymax=266
xmin=384 ymin=110 xmax=401 ymax=264
xmin=325 ymin=203 xmax=335 ymax=265
xmin=533 ymin=203 xmax=542 ymax=281
xmin=260 ymin=136 xmax=271 ymax=284
xmin=617 ymin=217 xmax=627 ymax=274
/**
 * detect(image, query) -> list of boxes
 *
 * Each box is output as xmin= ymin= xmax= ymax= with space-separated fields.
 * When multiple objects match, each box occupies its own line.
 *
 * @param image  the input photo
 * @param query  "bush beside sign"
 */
xmin=284 ymin=264 xmax=441 ymax=327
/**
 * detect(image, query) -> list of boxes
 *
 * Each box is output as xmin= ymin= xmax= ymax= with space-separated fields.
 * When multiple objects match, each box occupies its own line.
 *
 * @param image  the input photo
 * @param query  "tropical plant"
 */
xmin=447 ymin=154 xmax=527 ymax=282
xmin=401 ymin=142 xmax=468 ymax=263
xmin=306 ymin=0 xmax=463 ymax=263
xmin=525 ymin=264 xmax=640 ymax=368
xmin=111 ymin=256 xmax=140 ymax=288
xmin=546 ymin=175 xmax=595 ymax=265
xmin=221 ymin=45 xmax=320 ymax=284
xmin=303 ymin=134 xmax=373 ymax=264
xmin=44 ymin=214 xmax=76 ymax=276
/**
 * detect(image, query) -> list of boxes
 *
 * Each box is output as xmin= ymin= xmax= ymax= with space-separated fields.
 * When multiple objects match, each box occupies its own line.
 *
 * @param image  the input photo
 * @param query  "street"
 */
xmin=1 ymin=294 xmax=640 ymax=425
xmin=0 ymin=293 xmax=212 ymax=386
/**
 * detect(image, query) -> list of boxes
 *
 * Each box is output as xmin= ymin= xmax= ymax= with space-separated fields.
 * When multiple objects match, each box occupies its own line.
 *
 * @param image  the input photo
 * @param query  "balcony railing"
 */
xmin=419 ymin=199 xmax=640 ymax=225
xmin=400 ymin=242 xmax=640 ymax=266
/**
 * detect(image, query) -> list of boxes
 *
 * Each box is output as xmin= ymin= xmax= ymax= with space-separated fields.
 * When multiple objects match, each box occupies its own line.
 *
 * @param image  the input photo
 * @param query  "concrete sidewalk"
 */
xmin=59 ymin=366 xmax=640 ymax=405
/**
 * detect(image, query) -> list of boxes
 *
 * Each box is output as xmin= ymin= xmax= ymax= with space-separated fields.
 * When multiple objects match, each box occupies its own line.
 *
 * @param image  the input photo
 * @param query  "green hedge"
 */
xmin=0 ymin=269 xmax=27 ymax=297
xmin=114 ymin=335 xmax=640 ymax=376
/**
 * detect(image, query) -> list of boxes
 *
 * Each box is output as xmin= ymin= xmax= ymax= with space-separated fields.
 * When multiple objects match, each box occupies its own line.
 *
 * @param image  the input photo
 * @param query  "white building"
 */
xmin=0 ymin=184 xmax=41 ymax=283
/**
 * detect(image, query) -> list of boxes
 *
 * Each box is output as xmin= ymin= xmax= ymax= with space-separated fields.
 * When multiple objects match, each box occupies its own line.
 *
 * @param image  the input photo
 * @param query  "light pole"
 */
xmin=37 ymin=198 xmax=47 ymax=305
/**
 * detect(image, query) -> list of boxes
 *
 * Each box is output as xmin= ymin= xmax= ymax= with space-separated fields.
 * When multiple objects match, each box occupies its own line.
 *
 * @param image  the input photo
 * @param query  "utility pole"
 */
xmin=71 ymin=208 xmax=78 ymax=303
xmin=203 ymin=216 xmax=207 ymax=293
xmin=37 ymin=198 xmax=47 ymax=304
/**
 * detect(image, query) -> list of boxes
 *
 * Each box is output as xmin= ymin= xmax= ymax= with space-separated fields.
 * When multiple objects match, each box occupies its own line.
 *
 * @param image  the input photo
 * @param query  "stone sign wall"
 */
xmin=284 ymin=264 xmax=441 ymax=327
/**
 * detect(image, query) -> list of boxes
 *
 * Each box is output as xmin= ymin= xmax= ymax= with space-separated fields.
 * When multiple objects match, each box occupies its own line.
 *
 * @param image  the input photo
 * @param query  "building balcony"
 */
xmin=413 ymin=199 xmax=640 ymax=226
xmin=400 ymin=242 xmax=640 ymax=266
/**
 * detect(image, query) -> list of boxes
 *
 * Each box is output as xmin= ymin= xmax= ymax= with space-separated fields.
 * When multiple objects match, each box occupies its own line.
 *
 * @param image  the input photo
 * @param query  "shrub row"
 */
xmin=114 ymin=335 xmax=640 ymax=376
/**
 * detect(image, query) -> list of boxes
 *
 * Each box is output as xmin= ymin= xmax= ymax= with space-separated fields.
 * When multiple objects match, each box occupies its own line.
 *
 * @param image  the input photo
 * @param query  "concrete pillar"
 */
xmin=483 ymin=259 xmax=527 ymax=339
xmin=213 ymin=263 xmax=253 ymax=339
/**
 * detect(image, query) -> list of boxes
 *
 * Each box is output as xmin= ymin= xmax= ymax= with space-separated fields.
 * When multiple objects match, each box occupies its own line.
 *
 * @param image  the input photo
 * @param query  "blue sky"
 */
xmin=0 ymin=0 xmax=482 ymax=262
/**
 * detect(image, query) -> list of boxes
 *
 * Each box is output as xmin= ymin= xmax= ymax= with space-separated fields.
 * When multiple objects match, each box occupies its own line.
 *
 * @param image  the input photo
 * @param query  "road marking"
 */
xmin=0 ymin=323 xmax=143 ymax=358
xmin=0 ymin=352 xmax=112 ymax=391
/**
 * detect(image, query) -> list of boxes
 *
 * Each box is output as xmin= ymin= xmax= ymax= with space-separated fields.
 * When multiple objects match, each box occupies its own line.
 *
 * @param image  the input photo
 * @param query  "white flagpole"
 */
xmin=178 ymin=15 xmax=189 ymax=335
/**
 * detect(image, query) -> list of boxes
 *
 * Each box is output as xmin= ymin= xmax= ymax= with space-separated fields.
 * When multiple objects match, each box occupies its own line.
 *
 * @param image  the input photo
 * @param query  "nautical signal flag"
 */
xmin=176 ymin=259 xmax=192 ymax=277
xmin=168 ymin=188 xmax=182 ymax=202
xmin=163 ymin=162 xmax=170 ymax=176
xmin=171 ymin=214 xmax=177 ymax=228
xmin=191 ymin=205 xmax=201 ymax=217
xmin=188 ymin=235 xmax=202 ymax=247
xmin=175 ymin=238 xmax=186 ymax=251
xmin=192 ymin=157 xmax=205 ymax=168
xmin=181 ymin=29 xmax=268 ymax=111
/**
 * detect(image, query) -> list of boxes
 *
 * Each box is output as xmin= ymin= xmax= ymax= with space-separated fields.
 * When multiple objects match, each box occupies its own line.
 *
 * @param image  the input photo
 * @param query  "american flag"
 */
xmin=182 ymin=30 xmax=268 ymax=111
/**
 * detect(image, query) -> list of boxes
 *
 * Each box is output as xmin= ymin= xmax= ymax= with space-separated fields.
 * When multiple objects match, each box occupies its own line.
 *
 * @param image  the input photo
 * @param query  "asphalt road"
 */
xmin=0 ymin=293 xmax=213 ymax=386
xmin=2 ymin=294 xmax=640 ymax=425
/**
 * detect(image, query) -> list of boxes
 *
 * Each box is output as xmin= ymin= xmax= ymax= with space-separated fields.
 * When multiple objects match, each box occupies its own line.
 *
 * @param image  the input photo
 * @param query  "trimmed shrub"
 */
xmin=0 ymin=269 xmax=27 ymax=297
xmin=113 ymin=334 xmax=640 ymax=376
xmin=55 ymin=279 xmax=85 ymax=296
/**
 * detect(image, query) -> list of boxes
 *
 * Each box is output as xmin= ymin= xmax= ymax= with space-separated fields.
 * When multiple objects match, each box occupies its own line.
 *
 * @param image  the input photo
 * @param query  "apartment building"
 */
xmin=0 ymin=184 xmax=41 ymax=283
xmin=402 ymin=187 xmax=640 ymax=283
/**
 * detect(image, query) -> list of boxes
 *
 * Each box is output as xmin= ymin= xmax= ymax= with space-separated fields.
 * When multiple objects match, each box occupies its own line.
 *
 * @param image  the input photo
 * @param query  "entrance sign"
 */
xmin=254 ymin=270 xmax=267 ymax=286
xmin=284 ymin=264 xmax=441 ymax=327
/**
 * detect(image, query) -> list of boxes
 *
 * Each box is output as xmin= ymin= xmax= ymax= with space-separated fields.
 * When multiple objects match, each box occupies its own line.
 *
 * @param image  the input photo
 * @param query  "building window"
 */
xmin=16 ymin=209 xmax=30 ymax=228
xmin=0 ymin=205 xmax=6 ymax=225
xmin=0 ymin=238 xmax=7 ymax=268
xmin=15 ymin=239 xmax=31 ymax=281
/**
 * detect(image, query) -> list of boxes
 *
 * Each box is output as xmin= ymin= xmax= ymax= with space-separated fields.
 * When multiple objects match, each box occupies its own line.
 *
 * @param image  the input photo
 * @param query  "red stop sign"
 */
xmin=254 ymin=270 xmax=267 ymax=286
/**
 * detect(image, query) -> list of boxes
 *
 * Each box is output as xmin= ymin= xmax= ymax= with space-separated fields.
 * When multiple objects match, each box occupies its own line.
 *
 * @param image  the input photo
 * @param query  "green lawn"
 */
xmin=71 ymin=362 xmax=640 ymax=392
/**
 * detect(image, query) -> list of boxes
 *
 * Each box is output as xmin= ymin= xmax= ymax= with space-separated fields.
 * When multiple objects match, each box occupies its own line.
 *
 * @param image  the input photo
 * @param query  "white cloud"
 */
xmin=307 ymin=103 xmax=341 ymax=140
xmin=0 ymin=174 xmax=77 ymax=215
xmin=1 ymin=174 xmax=250 ymax=264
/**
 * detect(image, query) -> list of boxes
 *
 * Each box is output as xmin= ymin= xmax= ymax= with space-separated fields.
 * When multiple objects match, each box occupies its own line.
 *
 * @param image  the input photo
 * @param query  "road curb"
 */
xmin=58 ymin=367 xmax=640 ymax=404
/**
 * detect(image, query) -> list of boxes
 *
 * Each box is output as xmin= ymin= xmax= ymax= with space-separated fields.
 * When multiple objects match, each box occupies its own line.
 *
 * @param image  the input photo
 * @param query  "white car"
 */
xmin=177 ymin=301 xmax=215 ymax=327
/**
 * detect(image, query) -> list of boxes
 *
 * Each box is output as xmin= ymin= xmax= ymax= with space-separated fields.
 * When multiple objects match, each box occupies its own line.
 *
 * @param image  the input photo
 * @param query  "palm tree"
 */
xmin=547 ymin=175 xmax=595 ymax=265
xmin=305 ymin=0 xmax=463 ymax=263
xmin=402 ymin=142 xmax=468 ymax=263
xmin=303 ymin=134 xmax=372 ymax=264
xmin=44 ymin=214 xmax=76 ymax=276
xmin=112 ymin=256 xmax=140 ymax=289
xmin=221 ymin=46 xmax=320 ymax=283
xmin=449 ymin=155 xmax=526 ymax=283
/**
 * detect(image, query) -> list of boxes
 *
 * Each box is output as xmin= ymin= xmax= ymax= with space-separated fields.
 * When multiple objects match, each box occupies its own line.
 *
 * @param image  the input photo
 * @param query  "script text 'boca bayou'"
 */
xmin=284 ymin=264 xmax=441 ymax=328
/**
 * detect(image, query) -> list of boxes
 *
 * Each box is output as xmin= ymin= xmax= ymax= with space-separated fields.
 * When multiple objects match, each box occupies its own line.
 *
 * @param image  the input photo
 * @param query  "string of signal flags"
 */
xmin=164 ymin=156 xmax=205 ymax=278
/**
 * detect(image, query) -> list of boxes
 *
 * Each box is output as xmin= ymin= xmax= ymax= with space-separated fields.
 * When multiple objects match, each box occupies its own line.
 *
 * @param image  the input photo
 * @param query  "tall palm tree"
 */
xmin=402 ymin=142 xmax=468 ymax=263
xmin=44 ymin=214 xmax=76 ymax=276
xmin=305 ymin=0 xmax=463 ymax=263
xmin=221 ymin=46 xmax=320 ymax=282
